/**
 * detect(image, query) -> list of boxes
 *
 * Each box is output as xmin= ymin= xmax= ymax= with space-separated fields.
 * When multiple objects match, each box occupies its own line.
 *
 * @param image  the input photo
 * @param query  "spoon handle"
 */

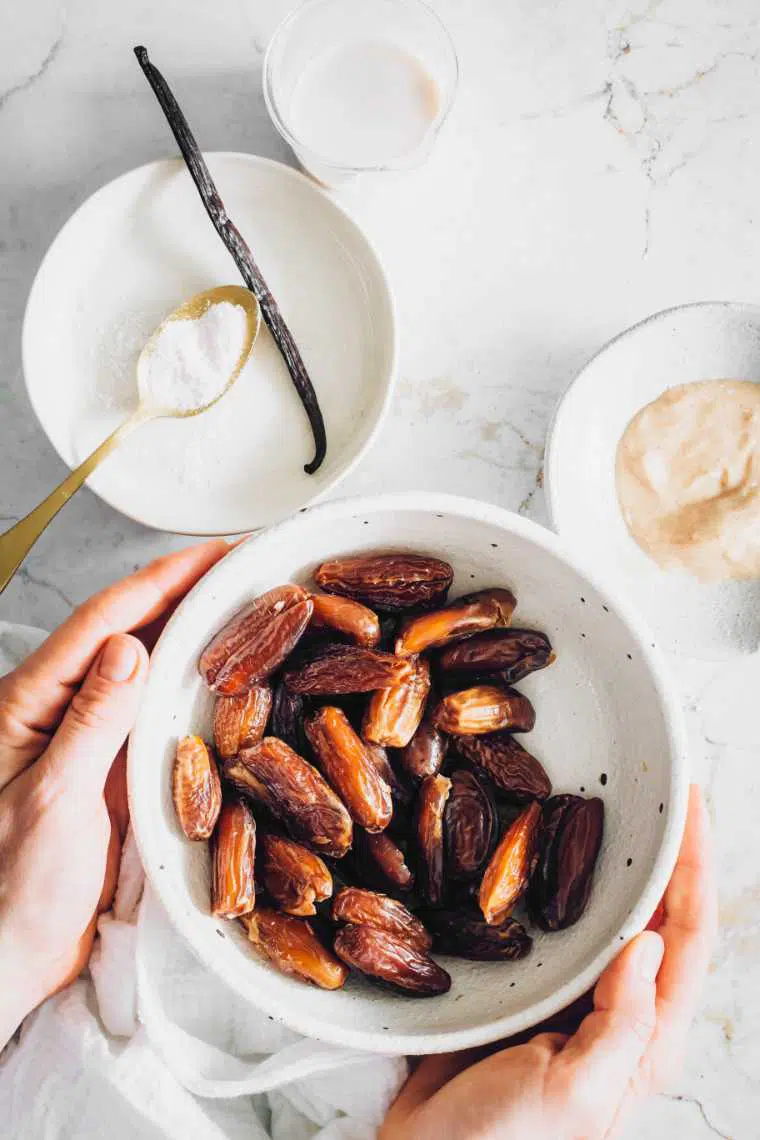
xmin=0 ymin=410 xmax=149 ymax=594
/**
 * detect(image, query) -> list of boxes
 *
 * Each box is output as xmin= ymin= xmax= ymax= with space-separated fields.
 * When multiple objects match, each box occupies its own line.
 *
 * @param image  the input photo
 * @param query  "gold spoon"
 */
xmin=0 ymin=285 xmax=261 ymax=594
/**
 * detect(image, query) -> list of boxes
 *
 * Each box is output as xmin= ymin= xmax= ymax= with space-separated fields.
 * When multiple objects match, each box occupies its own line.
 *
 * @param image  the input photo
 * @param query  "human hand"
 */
xmin=0 ymin=541 xmax=228 ymax=1047
xmin=381 ymin=785 xmax=716 ymax=1140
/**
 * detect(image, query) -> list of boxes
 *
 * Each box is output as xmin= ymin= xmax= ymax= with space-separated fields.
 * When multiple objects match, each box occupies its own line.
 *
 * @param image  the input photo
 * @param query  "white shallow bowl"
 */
xmin=545 ymin=302 xmax=760 ymax=658
xmin=128 ymin=492 xmax=688 ymax=1054
xmin=22 ymin=154 xmax=396 ymax=534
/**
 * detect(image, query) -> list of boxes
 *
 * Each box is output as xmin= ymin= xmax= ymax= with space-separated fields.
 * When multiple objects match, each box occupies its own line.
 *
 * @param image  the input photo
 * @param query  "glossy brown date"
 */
xmin=433 ymin=685 xmax=536 ymax=735
xmin=420 ymin=909 xmax=532 ymax=961
xmin=414 ymin=774 xmax=452 ymax=906
xmin=259 ymin=833 xmax=332 ymax=916
xmin=332 ymin=887 xmax=432 ymax=951
xmin=211 ymin=798 xmax=256 ymax=918
xmin=243 ymin=908 xmax=348 ymax=989
xmin=225 ymin=737 xmax=353 ymax=858
xmin=352 ymin=829 xmax=415 ymax=893
xmin=284 ymin=643 xmax=414 ymax=695
xmin=438 ymin=628 xmax=555 ymax=685
xmin=452 ymin=732 xmax=551 ymax=803
xmin=213 ymin=684 xmax=273 ymax=759
xmin=314 ymin=553 xmax=454 ymax=612
xmin=444 ymin=769 xmax=497 ymax=880
xmin=363 ymin=657 xmax=431 ymax=748
xmin=199 ymin=585 xmax=313 ymax=695
xmin=528 ymin=795 xmax=605 ymax=931
xmin=172 ymin=735 xmax=222 ymax=840
xmin=269 ymin=679 xmax=308 ymax=756
xmin=479 ymin=800 xmax=541 ymax=924
xmin=394 ymin=587 xmax=516 ymax=656
xmin=310 ymin=593 xmax=381 ymax=647
xmin=333 ymin=924 xmax=451 ymax=996
xmin=396 ymin=715 xmax=446 ymax=782
xmin=305 ymin=707 xmax=393 ymax=832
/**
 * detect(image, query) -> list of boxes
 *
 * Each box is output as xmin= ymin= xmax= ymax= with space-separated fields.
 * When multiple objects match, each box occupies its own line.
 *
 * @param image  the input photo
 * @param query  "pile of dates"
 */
xmin=172 ymin=552 xmax=604 ymax=998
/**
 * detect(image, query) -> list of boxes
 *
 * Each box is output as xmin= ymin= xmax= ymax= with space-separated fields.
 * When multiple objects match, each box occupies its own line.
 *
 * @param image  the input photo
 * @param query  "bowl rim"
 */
xmin=21 ymin=152 xmax=398 ymax=536
xmin=128 ymin=490 xmax=689 ymax=1054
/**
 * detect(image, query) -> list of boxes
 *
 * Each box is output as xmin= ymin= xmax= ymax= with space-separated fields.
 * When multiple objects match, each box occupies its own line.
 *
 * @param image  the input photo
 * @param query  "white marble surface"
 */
xmin=2 ymin=0 xmax=760 ymax=1135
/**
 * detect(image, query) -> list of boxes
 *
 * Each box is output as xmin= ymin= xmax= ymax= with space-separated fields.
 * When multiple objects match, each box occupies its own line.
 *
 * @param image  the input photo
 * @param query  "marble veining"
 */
xmin=2 ymin=1 xmax=760 ymax=1135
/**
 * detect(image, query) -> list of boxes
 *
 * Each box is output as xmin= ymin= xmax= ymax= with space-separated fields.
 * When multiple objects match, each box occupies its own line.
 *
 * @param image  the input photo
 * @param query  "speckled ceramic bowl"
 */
xmin=128 ymin=492 xmax=688 ymax=1054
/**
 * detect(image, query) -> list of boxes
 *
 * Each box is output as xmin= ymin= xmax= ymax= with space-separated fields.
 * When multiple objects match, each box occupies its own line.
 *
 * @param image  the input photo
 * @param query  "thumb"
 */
xmin=41 ymin=635 xmax=148 ymax=792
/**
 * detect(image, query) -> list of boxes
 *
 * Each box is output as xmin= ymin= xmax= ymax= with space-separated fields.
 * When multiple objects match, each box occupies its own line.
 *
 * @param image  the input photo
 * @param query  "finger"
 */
xmin=0 ymin=541 xmax=227 ymax=788
xmin=105 ymin=748 xmax=130 ymax=842
xmin=38 ymin=634 xmax=149 ymax=791
xmin=550 ymin=932 xmax=663 ymax=1127
xmin=390 ymin=1051 xmax=482 ymax=1118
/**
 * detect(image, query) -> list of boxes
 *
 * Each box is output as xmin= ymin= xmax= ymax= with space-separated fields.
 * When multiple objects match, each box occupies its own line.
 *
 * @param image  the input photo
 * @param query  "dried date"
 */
xmin=269 ymin=679 xmax=308 ymax=755
xmin=259 ymin=833 xmax=332 ymax=916
xmin=172 ymin=735 xmax=222 ymax=840
xmin=396 ymin=715 xmax=446 ymax=782
xmin=444 ymin=769 xmax=497 ymax=880
xmin=284 ymin=643 xmax=414 ymax=695
xmin=211 ymin=799 xmax=256 ymax=918
xmin=414 ymin=774 xmax=452 ymax=905
xmin=243 ymin=908 xmax=348 ymax=989
xmin=333 ymin=924 xmax=451 ymax=996
xmin=225 ymin=738 xmax=353 ymax=858
xmin=528 ymin=795 xmax=604 ymax=931
xmin=213 ymin=684 xmax=272 ymax=759
xmin=363 ymin=657 xmax=431 ymax=748
xmin=332 ymin=887 xmax=432 ymax=951
xmin=479 ymin=800 xmax=541 ymax=924
xmin=352 ymin=829 xmax=415 ymax=893
xmin=452 ymin=732 xmax=551 ymax=803
xmin=420 ymin=908 xmax=532 ymax=961
xmin=395 ymin=587 xmax=516 ymax=656
xmin=199 ymin=585 xmax=313 ymax=695
xmin=305 ymin=707 xmax=393 ymax=832
xmin=439 ymin=628 xmax=555 ymax=685
xmin=433 ymin=685 xmax=536 ymax=735
xmin=314 ymin=553 xmax=454 ymax=612
xmin=310 ymin=593 xmax=381 ymax=647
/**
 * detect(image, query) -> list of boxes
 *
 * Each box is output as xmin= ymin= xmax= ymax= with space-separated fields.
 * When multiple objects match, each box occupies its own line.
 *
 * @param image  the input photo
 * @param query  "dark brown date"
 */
xmin=259 ymin=833 xmax=332 ymax=916
xmin=199 ymin=585 xmax=313 ymax=695
xmin=310 ymin=593 xmax=381 ymax=647
xmin=211 ymin=798 xmax=256 ymax=918
xmin=269 ymin=679 xmax=308 ymax=755
xmin=433 ymin=685 xmax=536 ymax=735
xmin=479 ymin=800 xmax=541 ymax=924
xmin=213 ymin=685 xmax=272 ymax=759
xmin=528 ymin=795 xmax=604 ymax=931
xmin=363 ymin=657 xmax=431 ymax=748
xmin=395 ymin=587 xmax=516 ymax=656
xmin=452 ymin=732 xmax=551 ymax=803
xmin=305 ymin=707 xmax=393 ymax=832
xmin=284 ymin=643 xmax=414 ymax=695
xmin=172 ymin=735 xmax=222 ymax=840
xmin=333 ymin=924 xmax=451 ymax=996
xmin=444 ymin=769 xmax=497 ymax=880
xmin=225 ymin=738 xmax=353 ymax=858
xmin=396 ymin=715 xmax=446 ymax=782
xmin=415 ymin=774 xmax=452 ymax=905
xmin=314 ymin=553 xmax=454 ymax=612
xmin=332 ymin=887 xmax=432 ymax=951
xmin=439 ymin=628 xmax=555 ymax=685
xmin=420 ymin=909 xmax=532 ymax=961
xmin=352 ymin=829 xmax=415 ymax=892
xmin=243 ymin=908 xmax=348 ymax=989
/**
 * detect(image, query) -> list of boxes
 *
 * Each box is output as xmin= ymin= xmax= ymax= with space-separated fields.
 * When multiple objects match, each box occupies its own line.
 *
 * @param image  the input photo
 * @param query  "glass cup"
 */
xmin=263 ymin=0 xmax=459 ymax=186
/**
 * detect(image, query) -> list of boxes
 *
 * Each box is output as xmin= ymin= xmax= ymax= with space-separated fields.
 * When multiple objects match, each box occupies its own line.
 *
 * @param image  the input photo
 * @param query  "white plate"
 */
xmin=22 ymin=154 xmax=396 ymax=534
xmin=128 ymin=492 xmax=688 ymax=1055
xmin=545 ymin=303 xmax=760 ymax=658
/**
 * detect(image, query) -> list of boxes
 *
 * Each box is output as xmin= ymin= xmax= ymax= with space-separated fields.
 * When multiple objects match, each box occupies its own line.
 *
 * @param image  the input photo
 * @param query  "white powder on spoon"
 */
xmin=138 ymin=300 xmax=248 ymax=413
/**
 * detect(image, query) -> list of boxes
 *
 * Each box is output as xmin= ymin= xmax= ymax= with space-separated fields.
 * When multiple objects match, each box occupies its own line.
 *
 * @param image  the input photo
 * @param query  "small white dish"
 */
xmin=545 ymin=302 xmax=760 ymax=659
xmin=22 ymin=154 xmax=396 ymax=535
xmin=128 ymin=492 xmax=688 ymax=1055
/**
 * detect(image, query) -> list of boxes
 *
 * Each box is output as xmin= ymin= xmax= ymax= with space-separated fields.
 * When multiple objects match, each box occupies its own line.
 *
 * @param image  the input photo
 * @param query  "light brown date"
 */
xmin=225 ymin=738 xmax=353 ymax=858
xmin=172 ymin=735 xmax=222 ymax=840
xmin=452 ymin=732 xmax=551 ymax=802
xmin=415 ymin=774 xmax=452 ymax=905
xmin=433 ymin=685 xmax=536 ymax=735
xmin=445 ymin=769 xmax=497 ymax=880
xmin=211 ymin=799 xmax=256 ymax=918
xmin=314 ymin=553 xmax=454 ymax=612
xmin=199 ymin=585 xmax=313 ymax=695
xmin=363 ymin=657 xmax=431 ymax=748
xmin=213 ymin=684 xmax=273 ymax=759
xmin=396 ymin=715 xmax=446 ymax=782
xmin=332 ymin=886 xmax=432 ymax=951
xmin=352 ymin=829 xmax=415 ymax=893
xmin=259 ymin=833 xmax=332 ymax=916
xmin=333 ymin=924 xmax=451 ymax=996
xmin=394 ymin=587 xmax=516 ymax=656
xmin=310 ymin=593 xmax=381 ymax=647
xmin=479 ymin=800 xmax=541 ymax=924
xmin=438 ymin=628 xmax=555 ymax=685
xmin=284 ymin=643 xmax=414 ymax=695
xmin=243 ymin=908 xmax=348 ymax=989
xmin=305 ymin=707 xmax=393 ymax=832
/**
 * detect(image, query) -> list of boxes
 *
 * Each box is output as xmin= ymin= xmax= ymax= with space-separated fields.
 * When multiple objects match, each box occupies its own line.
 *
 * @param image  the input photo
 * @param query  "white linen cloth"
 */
xmin=0 ymin=623 xmax=408 ymax=1139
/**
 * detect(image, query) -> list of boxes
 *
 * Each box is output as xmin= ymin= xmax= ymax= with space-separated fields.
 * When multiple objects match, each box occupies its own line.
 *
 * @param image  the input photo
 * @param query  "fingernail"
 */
xmin=637 ymin=933 xmax=664 ymax=982
xmin=98 ymin=636 xmax=140 ymax=683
